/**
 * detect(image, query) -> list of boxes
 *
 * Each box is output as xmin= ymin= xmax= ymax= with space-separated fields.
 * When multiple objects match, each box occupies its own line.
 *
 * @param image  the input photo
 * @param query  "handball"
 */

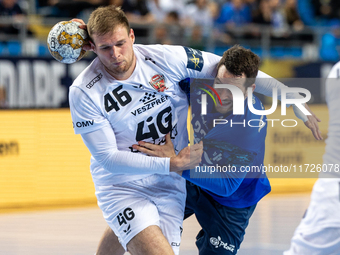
xmin=47 ymin=21 xmax=88 ymax=64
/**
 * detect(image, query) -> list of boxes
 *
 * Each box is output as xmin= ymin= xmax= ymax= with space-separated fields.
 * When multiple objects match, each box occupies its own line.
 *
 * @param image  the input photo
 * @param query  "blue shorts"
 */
xmin=184 ymin=181 xmax=256 ymax=255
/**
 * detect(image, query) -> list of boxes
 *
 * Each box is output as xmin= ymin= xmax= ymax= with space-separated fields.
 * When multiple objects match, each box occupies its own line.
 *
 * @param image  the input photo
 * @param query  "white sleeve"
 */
xmin=81 ymin=117 xmax=170 ymax=175
xmin=69 ymin=86 xmax=108 ymax=134
xmin=163 ymin=45 xmax=221 ymax=80
xmin=254 ymin=70 xmax=303 ymax=100
xmin=138 ymin=45 xmax=221 ymax=80
xmin=255 ymin=70 xmax=308 ymax=122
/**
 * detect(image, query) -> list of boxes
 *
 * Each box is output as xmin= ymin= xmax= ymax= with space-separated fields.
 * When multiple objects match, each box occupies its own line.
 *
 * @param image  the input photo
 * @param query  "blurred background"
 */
xmin=0 ymin=0 xmax=337 ymax=254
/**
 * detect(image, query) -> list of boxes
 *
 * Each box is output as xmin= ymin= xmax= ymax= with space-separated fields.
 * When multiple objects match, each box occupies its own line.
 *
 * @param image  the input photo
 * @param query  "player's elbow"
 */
xmin=94 ymin=150 xmax=121 ymax=173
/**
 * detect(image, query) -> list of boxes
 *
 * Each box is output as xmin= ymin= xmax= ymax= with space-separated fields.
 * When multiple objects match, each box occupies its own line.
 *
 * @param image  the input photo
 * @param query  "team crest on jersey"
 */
xmin=149 ymin=74 xmax=167 ymax=92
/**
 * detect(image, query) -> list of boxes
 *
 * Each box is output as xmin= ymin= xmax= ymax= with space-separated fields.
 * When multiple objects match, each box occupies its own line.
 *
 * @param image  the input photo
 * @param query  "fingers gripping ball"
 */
xmin=47 ymin=21 xmax=88 ymax=64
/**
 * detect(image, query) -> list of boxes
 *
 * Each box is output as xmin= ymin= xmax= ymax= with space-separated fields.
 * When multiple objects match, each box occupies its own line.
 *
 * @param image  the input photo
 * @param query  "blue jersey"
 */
xmin=182 ymin=84 xmax=271 ymax=208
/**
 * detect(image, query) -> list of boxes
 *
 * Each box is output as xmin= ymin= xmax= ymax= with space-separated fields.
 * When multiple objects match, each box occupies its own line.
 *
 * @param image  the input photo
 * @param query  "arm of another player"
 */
xmin=255 ymin=70 xmax=322 ymax=140
xmin=132 ymin=133 xmax=203 ymax=174
xmin=133 ymin=134 xmax=244 ymax=196
xmin=305 ymin=104 xmax=322 ymax=140
xmin=293 ymin=103 xmax=322 ymax=140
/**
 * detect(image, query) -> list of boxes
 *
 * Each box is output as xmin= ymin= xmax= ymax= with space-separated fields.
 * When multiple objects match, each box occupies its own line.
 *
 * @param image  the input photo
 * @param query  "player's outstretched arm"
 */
xmin=254 ymin=71 xmax=322 ymax=140
xmin=293 ymin=103 xmax=323 ymax=140
xmin=303 ymin=103 xmax=322 ymax=140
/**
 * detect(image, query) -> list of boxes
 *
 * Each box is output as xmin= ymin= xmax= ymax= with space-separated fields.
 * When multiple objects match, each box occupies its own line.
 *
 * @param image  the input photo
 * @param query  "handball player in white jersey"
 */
xmin=68 ymin=5 xmax=322 ymax=255
xmin=284 ymin=62 xmax=340 ymax=255
xmin=69 ymin=6 xmax=219 ymax=254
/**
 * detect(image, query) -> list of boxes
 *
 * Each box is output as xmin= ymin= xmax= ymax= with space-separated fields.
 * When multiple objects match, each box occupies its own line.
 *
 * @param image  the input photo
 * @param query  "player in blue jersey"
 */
xmin=182 ymin=45 xmax=269 ymax=254
xmin=95 ymin=45 xmax=271 ymax=255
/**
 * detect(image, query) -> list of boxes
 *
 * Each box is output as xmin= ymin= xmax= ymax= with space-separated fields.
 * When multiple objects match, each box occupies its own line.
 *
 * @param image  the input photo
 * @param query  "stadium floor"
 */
xmin=0 ymin=193 xmax=311 ymax=255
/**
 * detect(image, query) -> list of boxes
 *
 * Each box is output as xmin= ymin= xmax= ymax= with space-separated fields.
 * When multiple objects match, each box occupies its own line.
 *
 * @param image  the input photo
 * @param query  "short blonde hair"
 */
xmin=87 ymin=5 xmax=130 ymax=39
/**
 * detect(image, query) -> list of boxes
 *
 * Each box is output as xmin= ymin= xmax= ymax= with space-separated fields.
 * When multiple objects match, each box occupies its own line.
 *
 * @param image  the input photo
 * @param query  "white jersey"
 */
xmin=284 ymin=62 xmax=340 ymax=255
xmin=69 ymin=44 xmax=300 ymax=187
xmin=283 ymin=178 xmax=340 ymax=255
xmin=322 ymin=61 xmax=340 ymax=177
xmin=69 ymin=44 xmax=220 ymax=186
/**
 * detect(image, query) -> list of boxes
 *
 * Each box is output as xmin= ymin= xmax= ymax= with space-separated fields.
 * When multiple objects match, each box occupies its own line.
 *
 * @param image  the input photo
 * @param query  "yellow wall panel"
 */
xmin=264 ymin=105 xmax=328 ymax=193
xmin=0 ymin=109 xmax=95 ymax=210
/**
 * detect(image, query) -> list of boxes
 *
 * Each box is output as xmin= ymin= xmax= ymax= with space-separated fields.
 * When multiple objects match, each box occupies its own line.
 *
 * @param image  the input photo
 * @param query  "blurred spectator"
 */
xmin=252 ymin=0 xmax=290 ymax=41
xmin=107 ymin=0 xmax=123 ymax=5
xmin=121 ymin=0 xmax=155 ymax=24
xmin=156 ymin=0 xmax=187 ymax=19
xmin=184 ymin=0 xmax=214 ymax=37
xmin=320 ymin=20 xmax=340 ymax=61
xmin=187 ymin=24 xmax=205 ymax=51
xmin=249 ymin=0 xmax=271 ymax=39
xmin=153 ymin=23 xmax=172 ymax=44
xmin=119 ymin=0 xmax=155 ymax=38
xmin=313 ymin=0 xmax=332 ymax=19
xmin=245 ymin=0 xmax=261 ymax=21
xmin=269 ymin=0 xmax=289 ymax=39
xmin=147 ymin=0 xmax=188 ymax=23
xmin=147 ymin=0 xmax=167 ymax=22
xmin=284 ymin=0 xmax=314 ymax=42
xmin=297 ymin=0 xmax=340 ymax=26
xmin=0 ymin=0 xmax=32 ymax=35
xmin=213 ymin=0 xmax=252 ymax=43
xmin=215 ymin=0 xmax=252 ymax=29
xmin=284 ymin=0 xmax=304 ymax=31
xmin=296 ymin=0 xmax=317 ymax=26
xmin=37 ymin=0 xmax=104 ymax=18
xmin=163 ymin=10 xmax=184 ymax=44
xmin=208 ymin=0 xmax=220 ymax=20
xmin=312 ymin=0 xmax=340 ymax=23
xmin=252 ymin=0 xmax=272 ymax=25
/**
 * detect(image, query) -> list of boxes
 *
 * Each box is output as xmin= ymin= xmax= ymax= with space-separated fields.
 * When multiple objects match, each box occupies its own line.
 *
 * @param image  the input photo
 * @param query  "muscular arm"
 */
xmin=255 ymin=71 xmax=322 ymax=140
xmin=81 ymin=125 xmax=170 ymax=175
xmin=255 ymin=70 xmax=302 ymax=100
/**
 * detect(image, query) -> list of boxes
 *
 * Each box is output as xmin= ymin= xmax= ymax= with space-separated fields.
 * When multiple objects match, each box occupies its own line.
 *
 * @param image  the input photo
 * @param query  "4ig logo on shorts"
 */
xmin=117 ymin=207 xmax=135 ymax=235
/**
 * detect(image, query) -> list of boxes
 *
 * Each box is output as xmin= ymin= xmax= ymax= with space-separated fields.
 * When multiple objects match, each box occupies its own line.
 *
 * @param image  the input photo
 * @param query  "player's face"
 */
xmin=214 ymin=65 xmax=248 ymax=114
xmin=92 ymin=26 xmax=136 ymax=80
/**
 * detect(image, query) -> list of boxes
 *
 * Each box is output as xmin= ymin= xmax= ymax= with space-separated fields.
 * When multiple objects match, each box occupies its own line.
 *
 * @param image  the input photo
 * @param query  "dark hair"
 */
xmin=217 ymin=45 xmax=260 ymax=88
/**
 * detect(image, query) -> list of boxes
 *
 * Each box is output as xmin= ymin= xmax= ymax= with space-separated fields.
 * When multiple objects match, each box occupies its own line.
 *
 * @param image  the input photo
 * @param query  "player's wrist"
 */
xmin=169 ymin=156 xmax=182 ymax=172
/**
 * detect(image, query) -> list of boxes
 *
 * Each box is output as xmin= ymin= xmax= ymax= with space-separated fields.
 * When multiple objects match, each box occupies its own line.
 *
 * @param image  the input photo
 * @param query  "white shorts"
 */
xmin=95 ymin=173 xmax=186 ymax=254
xmin=284 ymin=178 xmax=340 ymax=255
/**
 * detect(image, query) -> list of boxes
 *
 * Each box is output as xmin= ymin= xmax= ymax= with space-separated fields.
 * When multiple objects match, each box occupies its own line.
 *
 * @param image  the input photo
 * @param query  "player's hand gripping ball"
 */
xmin=47 ymin=21 xmax=88 ymax=64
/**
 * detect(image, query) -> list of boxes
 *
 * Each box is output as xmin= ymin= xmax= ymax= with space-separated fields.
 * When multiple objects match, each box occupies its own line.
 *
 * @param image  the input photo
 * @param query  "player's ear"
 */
xmin=89 ymin=40 xmax=96 ymax=53
xmin=251 ymin=84 xmax=256 ymax=92
xmin=129 ymin=28 xmax=135 ymax=44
